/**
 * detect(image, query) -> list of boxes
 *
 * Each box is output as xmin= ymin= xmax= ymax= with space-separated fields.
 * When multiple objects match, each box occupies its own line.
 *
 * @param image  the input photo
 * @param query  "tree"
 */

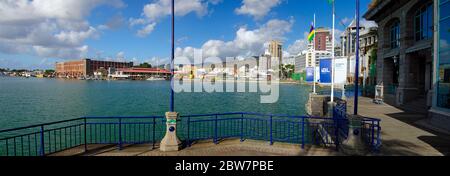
xmin=138 ymin=62 xmax=152 ymax=68
xmin=45 ymin=69 xmax=55 ymax=75
xmin=281 ymin=64 xmax=295 ymax=80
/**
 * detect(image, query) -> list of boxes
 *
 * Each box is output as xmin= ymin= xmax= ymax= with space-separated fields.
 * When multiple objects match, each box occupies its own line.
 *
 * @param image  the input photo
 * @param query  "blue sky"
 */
xmin=0 ymin=0 xmax=371 ymax=70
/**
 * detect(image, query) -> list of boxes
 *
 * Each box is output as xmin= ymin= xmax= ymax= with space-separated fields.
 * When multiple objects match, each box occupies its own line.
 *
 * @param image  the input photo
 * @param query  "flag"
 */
xmin=308 ymin=24 xmax=315 ymax=42
xmin=327 ymin=0 xmax=334 ymax=4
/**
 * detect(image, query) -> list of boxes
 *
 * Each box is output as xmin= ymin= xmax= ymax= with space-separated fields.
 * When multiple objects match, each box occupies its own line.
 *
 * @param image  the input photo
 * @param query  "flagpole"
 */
xmin=313 ymin=13 xmax=316 ymax=94
xmin=331 ymin=0 xmax=335 ymax=103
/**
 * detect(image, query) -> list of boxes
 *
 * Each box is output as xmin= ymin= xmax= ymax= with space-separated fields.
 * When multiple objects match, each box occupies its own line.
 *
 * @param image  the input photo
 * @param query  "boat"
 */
xmin=146 ymin=77 xmax=166 ymax=81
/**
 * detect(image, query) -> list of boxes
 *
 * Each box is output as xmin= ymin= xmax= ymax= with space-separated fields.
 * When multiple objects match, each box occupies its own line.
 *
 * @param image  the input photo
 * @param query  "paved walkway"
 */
xmin=52 ymin=96 xmax=450 ymax=156
xmin=347 ymin=97 xmax=450 ymax=156
xmin=52 ymin=139 xmax=340 ymax=156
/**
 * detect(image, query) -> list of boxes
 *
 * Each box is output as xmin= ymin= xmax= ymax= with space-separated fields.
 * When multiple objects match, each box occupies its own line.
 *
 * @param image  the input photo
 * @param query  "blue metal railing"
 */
xmin=361 ymin=117 xmax=382 ymax=151
xmin=0 ymin=116 xmax=165 ymax=156
xmin=0 ymin=111 xmax=381 ymax=156
xmin=332 ymin=100 xmax=381 ymax=152
xmin=182 ymin=113 xmax=312 ymax=148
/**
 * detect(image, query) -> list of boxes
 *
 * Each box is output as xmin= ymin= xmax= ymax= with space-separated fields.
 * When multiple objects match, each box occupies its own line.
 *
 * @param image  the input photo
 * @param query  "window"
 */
xmin=351 ymin=33 xmax=356 ymax=52
xmin=440 ymin=15 xmax=450 ymax=52
xmin=390 ymin=22 xmax=400 ymax=49
xmin=437 ymin=0 xmax=450 ymax=108
xmin=414 ymin=3 xmax=433 ymax=41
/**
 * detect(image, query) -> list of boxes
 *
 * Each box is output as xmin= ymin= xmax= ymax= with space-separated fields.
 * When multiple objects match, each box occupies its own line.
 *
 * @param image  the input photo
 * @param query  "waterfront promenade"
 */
xmin=347 ymin=97 xmax=450 ymax=156
xmin=41 ymin=95 xmax=449 ymax=156
xmin=52 ymin=139 xmax=339 ymax=156
xmin=50 ymin=97 xmax=450 ymax=156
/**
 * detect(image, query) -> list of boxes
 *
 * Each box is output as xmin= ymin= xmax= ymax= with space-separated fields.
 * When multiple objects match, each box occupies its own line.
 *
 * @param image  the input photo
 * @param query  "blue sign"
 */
xmin=306 ymin=67 xmax=314 ymax=82
xmin=319 ymin=58 xmax=332 ymax=83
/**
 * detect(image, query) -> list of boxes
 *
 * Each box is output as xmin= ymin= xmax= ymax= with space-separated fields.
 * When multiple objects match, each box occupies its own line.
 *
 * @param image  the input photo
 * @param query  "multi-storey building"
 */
xmin=340 ymin=19 xmax=378 ymax=85
xmin=268 ymin=40 xmax=283 ymax=64
xmin=305 ymin=28 xmax=333 ymax=68
xmin=430 ymin=0 xmax=450 ymax=131
xmin=56 ymin=59 xmax=133 ymax=78
xmin=365 ymin=0 xmax=449 ymax=130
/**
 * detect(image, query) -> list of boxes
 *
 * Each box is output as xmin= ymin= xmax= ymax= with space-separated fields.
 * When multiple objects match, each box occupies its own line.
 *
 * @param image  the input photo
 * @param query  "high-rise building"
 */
xmin=307 ymin=28 xmax=333 ymax=52
xmin=305 ymin=28 xmax=333 ymax=68
xmin=268 ymin=40 xmax=283 ymax=64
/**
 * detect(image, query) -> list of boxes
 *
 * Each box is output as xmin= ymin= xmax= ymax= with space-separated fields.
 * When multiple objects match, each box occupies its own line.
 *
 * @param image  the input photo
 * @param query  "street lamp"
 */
xmin=354 ymin=0 xmax=360 ymax=115
xmin=160 ymin=0 xmax=181 ymax=152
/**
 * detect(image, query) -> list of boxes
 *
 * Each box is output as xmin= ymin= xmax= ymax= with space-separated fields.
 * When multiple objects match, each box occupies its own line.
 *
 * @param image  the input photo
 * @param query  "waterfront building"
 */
xmin=429 ymin=0 xmax=450 ymax=131
xmin=340 ymin=19 xmax=378 ymax=85
xmin=364 ymin=0 xmax=437 ymax=124
xmin=295 ymin=52 xmax=307 ymax=73
xmin=56 ymin=59 xmax=133 ymax=78
xmin=108 ymin=67 xmax=171 ymax=80
xmin=283 ymin=55 xmax=296 ymax=65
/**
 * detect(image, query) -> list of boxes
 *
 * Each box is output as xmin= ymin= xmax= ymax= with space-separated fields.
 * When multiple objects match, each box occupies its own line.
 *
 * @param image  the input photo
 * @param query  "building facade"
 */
xmin=305 ymin=28 xmax=333 ymax=68
xmin=309 ymin=28 xmax=333 ymax=52
xmin=365 ymin=0 xmax=435 ymax=120
xmin=268 ymin=40 xmax=283 ymax=64
xmin=340 ymin=19 xmax=378 ymax=85
xmin=56 ymin=59 xmax=133 ymax=78
xmin=429 ymin=0 xmax=450 ymax=131
xmin=295 ymin=53 xmax=307 ymax=73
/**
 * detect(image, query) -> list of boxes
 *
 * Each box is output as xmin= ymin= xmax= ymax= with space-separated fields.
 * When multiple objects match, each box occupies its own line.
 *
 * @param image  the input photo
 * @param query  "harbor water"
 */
xmin=0 ymin=77 xmax=313 ymax=129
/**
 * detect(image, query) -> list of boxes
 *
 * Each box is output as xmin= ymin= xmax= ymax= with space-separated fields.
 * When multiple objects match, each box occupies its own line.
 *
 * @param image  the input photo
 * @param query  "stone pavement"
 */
xmin=51 ymin=139 xmax=340 ymax=156
xmin=347 ymin=97 xmax=450 ymax=156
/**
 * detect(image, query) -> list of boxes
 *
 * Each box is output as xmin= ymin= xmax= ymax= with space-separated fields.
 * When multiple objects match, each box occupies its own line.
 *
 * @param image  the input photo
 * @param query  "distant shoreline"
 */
xmin=2 ymin=76 xmax=310 ymax=85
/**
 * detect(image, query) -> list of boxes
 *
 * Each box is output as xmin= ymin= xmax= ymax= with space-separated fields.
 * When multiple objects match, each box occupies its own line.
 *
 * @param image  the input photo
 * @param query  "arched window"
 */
xmin=390 ymin=22 xmax=400 ymax=49
xmin=414 ymin=3 xmax=433 ymax=41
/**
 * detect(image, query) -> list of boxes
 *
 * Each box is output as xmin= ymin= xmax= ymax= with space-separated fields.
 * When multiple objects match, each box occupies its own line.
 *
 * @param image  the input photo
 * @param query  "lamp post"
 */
xmin=354 ymin=0 xmax=360 ymax=115
xmin=161 ymin=0 xmax=181 ymax=152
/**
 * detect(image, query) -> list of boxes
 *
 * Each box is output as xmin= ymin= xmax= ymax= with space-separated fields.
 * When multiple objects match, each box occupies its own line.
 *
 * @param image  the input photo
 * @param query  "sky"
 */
xmin=0 ymin=0 xmax=371 ymax=70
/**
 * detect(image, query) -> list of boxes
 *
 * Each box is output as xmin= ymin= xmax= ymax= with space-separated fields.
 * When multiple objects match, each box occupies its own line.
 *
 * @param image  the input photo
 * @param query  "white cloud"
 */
xmin=235 ymin=0 xmax=281 ymax=20
xmin=0 ymin=0 xmax=124 ymax=59
xmin=176 ymin=18 xmax=294 ymax=60
xmin=116 ymin=51 xmax=125 ymax=62
xmin=286 ymin=32 xmax=309 ymax=56
xmin=137 ymin=23 xmax=157 ymax=38
xmin=131 ymin=0 xmax=221 ymax=37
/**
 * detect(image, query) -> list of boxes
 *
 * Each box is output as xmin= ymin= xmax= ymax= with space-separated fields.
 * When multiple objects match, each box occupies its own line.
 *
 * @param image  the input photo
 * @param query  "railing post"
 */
xmin=214 ymin=115 xmax=218 ymax=144
xmin=301 ymin=117 xmax=305 ymax=149
xmin=335 ymin=118 xmax=340 ymax=151
xmin=269 ymin=115 xmax=273 ymax=145
xmin=118 ymin=118 xmax=122 ymax=150
xmin=371 ymin=121 xmax=375 ymax=147
xmin=84 ymin=118 xmax=87 ymax=152
xmin=39 ymin=125 xmax=45 ymax=156
xmin=240 ymin=113 xmax=244 ymax=142
xmin=152 ymin=117 xmax=156 ymax=150
xmin=187 ymin=116 xmax=191 ymax=147
xmin=376 ymin=121 xmax=381 ymax=151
